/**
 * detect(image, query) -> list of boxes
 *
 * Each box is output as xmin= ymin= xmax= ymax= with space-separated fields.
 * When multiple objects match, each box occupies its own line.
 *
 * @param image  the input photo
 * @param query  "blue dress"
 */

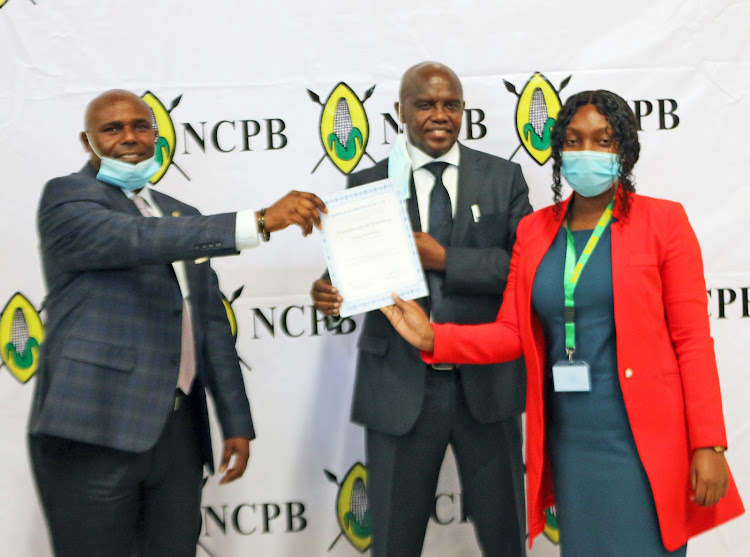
xmin=531 ymin=225 xmax=686 ymax=557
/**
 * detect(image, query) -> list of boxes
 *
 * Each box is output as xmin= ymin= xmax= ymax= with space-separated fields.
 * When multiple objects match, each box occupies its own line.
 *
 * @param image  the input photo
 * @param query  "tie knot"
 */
xmin=423 ymin=161 xmax=449 ymax=181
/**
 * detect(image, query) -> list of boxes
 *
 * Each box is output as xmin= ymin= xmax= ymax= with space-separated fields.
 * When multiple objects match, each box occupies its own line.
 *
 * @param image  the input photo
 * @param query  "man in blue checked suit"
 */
xmin=28 ymin=89 xmax=326 ymax=557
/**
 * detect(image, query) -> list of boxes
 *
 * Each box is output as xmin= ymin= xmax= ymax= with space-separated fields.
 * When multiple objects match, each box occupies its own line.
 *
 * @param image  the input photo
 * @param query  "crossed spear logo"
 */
xmin=0 ymin=0 xmax=38 ymax=9
xmin=307 ymin=83 xmax=377 ymax=174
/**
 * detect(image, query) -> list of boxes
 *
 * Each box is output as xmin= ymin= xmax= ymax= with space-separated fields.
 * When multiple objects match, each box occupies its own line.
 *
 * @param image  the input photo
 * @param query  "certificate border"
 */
xmin=321 ymin=179 xmax=428 ymax=317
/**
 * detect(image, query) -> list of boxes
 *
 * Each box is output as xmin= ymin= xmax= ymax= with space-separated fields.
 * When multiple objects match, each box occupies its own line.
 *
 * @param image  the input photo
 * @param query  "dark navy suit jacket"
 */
xmin=347 ymin=144 xmax=533 ymax=435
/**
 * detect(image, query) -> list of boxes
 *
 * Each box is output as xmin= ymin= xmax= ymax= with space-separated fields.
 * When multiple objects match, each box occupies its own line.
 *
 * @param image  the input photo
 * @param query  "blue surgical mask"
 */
xmin=86 ymin=132 xmax=161 ymax=191
xmin=95 ymin=155 xmax=161 ymax=191
xmin=561 ymin=151 xmax=621 ymax=198
xmin=388 ymin=121 xmax=413 ymax=199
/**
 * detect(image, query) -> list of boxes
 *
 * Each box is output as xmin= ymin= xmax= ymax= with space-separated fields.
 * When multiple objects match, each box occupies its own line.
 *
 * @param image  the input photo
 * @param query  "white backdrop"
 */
xmin=1 ymin=1 xmax=748 ymax=555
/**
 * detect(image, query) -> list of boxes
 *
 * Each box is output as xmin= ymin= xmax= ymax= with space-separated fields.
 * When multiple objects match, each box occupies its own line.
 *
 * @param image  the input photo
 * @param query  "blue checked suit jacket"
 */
xmin=30 ymin=164 xmax=254 ymax=472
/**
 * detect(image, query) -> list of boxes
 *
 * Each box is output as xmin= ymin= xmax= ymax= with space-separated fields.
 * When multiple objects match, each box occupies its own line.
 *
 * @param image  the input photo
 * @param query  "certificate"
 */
xmin=321 ymin=179 xmax=428 ymax=317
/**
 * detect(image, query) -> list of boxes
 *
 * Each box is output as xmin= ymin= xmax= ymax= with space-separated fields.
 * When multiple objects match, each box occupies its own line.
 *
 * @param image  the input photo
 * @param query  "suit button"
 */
xmin=624 ymin=368 xmax=634 ymax=379
xmin=173 ymin=307 xmax=182 ymax=316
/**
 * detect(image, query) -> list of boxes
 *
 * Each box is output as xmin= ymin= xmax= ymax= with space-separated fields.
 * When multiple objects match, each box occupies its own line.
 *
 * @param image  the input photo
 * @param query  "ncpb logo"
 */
xmin=504 ymin=73 xmax=571 ymax=165
xmin=308 ymin=83 xmax=376 ymax=175
xmin=325 ymin=462 xmax=372 ymax=552
xmin=141 ymin=91 xmax=190 ymax=184
xmin=0 ymin=293 xmax=44 ymax=383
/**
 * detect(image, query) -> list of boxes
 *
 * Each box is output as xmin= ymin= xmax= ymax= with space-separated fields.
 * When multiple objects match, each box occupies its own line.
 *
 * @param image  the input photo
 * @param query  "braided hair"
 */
xmin=551 ymin=90 xmax=640 ymax=218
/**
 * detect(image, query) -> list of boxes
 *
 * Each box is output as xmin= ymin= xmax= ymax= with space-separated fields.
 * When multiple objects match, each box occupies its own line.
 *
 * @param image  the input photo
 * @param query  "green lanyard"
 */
xmin=563 ymin=198 xmax=615 ymax=361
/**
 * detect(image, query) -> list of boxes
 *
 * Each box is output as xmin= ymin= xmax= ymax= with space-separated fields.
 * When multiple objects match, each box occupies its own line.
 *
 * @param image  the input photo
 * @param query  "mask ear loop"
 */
xmin=397 ymin=102 xmax=407 ymax=138
xmin=85 ymin=132 xmax=103 ymax=159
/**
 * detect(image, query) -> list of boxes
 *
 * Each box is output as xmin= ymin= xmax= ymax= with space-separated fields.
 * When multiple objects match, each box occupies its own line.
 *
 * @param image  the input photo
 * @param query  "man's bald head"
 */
xmin=395 ymin=62 xmax=465 ymax=157
xmin=398 ymin=62 xmax=463 ymax=105
xmin=84 ymin=89 xmax=152 ymax=131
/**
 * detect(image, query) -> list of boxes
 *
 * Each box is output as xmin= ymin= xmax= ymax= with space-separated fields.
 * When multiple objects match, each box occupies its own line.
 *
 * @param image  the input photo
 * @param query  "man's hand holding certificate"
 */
xmin=319 ymin=179 xmax=428 ymax=317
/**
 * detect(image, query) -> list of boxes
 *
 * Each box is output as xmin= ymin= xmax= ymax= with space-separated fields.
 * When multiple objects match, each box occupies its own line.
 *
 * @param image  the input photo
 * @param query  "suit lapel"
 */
xmin=451 ymin=144 xmax=483 ymax=246
xmin=522 ymin=200 xmax=568 ymax=295
xmin=406 ymin=174 xmax=421 ymax=231
xmin=147 ymin=191 xmax=197 ymax=292
xmin=609 ymin=191 xmax=632 ymax=317
xmin=80 ymin=164 xmax=145 ymax=217
xmin=150 ymin=190 xmax=179 ymax=216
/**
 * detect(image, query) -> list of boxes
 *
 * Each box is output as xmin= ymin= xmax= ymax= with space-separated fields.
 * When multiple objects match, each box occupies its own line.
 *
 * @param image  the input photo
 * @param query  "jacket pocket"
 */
xmin=357 ymin=335 xmax=388 ymax=356
xmin=630 ymin=253 xmax=658 ymax=267
xmin=60 ymin=337 xmax=135 ymax=373
xmin=470 ymin=211 xmax=508 ymax=248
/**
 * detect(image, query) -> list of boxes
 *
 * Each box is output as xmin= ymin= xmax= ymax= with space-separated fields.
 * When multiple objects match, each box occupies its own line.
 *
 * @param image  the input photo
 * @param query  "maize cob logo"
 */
xmin=141 ymin=91 xmax=189 ymax=184
xmin=308 ymin=83 xmax=375 ymax=174
xmin=543 ymin=507 xmax=560 ymax=544
xmin=504 ymin=73 xmax=570 ymax=165
xmin=325 ymin=462 xmax=372 ymax=552
xmin=0 ymin=293 xmax=44 ymax=383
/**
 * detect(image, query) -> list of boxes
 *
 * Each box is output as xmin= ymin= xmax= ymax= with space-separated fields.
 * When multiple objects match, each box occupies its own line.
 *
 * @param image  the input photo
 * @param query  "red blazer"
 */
xmin=427 ymin=191 xmax=744 ymax=550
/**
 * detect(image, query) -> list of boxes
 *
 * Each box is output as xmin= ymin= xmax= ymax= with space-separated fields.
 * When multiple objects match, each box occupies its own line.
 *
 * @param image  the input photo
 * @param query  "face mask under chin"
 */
xmin=95 ymin=155 xmax=162 ymax=191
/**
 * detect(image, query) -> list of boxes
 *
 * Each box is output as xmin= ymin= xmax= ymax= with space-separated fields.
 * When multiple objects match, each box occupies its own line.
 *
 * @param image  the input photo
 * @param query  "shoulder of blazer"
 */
xmin=347 ymin=158 xmax=388 ymax=188
xmin=40 ymin=165 xmax=125 ymax=210
xmin=627 ymin=192 xmax=685 ymax=218
xmin=457 ymin=142 xmax=522 ymax=174
xmin=612 ymin=192 xmax=689 ymax=236
xmin=517 ymin=203 xmax=561 ymax=239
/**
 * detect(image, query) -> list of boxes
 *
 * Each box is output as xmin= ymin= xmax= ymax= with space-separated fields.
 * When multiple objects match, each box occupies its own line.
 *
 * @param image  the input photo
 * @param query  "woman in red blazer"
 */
xmin=383 ymin=90 xmax=744 ymax=555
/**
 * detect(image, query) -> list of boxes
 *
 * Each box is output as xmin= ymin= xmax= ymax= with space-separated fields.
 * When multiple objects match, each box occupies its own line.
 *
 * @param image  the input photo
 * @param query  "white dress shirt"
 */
xmin=406 ymin=141 xmax=460 ymax=232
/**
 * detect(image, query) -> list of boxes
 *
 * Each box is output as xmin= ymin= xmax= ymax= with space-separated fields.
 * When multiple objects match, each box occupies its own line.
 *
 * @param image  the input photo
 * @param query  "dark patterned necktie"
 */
xmin=424 ymin=161 xmax=451 ymax=320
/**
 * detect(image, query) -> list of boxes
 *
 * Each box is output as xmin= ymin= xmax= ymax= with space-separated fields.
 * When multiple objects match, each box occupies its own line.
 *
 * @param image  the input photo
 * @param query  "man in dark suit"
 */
xmin=29 ymin=89 xmax=326 ymax=557
xmin=311 ymin=62 xmax=532 ymax=556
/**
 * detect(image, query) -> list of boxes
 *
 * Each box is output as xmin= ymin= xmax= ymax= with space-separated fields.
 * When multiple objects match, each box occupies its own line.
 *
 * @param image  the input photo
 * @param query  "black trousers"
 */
xmin=366 ymin=367 xmax=526 ymax=557
xmin=29 ymin=393 xmax=204 ymax=557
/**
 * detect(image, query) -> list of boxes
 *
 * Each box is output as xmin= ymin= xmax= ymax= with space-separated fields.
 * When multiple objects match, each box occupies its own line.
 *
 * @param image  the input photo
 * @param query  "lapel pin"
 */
xmin=172 ymin=211 xmax=181 ymax=217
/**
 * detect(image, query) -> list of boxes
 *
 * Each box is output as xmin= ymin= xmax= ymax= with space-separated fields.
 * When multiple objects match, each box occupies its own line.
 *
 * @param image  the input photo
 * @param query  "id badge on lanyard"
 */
xmin=552 ymin=360 xmax=591 ymax=392
xmin=553 ymin=198 xmax=615 ymax=393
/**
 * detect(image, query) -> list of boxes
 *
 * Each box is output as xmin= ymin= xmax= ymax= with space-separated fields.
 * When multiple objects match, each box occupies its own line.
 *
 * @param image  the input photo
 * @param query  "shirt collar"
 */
xmin=406 ymin=139 xmax=460 ymax=170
